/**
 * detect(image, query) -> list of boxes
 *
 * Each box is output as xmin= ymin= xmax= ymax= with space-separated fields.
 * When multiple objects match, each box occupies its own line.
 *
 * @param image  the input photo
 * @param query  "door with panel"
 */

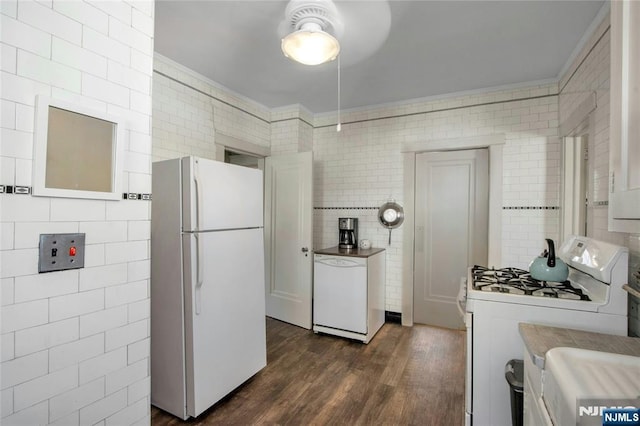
xmin=264 ymin=152 xmax=314 ymax=329
xmin=414 ymin=149 xmax=488 ymax=329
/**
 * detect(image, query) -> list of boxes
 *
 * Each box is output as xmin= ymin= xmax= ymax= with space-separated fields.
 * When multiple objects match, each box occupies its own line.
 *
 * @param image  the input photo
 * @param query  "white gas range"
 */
xmin=458 ymin=235 xmax=629 ymax=426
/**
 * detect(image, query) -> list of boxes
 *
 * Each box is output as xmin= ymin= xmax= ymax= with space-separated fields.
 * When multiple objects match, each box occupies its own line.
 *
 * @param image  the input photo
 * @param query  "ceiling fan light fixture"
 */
xmin=282 ymin=22 xmax=340 ymax=66
xmin=281 ymin=0 xmax=341 ymax=66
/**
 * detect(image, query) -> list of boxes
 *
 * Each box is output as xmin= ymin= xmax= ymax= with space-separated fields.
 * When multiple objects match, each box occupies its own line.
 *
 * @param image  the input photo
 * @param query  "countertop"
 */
xmin=314 ymin=246 xmax=385 ymax=258
xmin=519 ymin=323 xmax=640 ymax=368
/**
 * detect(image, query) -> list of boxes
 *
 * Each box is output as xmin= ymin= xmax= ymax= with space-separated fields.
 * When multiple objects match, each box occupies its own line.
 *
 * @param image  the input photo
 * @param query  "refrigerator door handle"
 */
xmin=195 ymin=233 xmax=204 ymax=315
xmin=194 ymin=160 xmax=203 ymax=231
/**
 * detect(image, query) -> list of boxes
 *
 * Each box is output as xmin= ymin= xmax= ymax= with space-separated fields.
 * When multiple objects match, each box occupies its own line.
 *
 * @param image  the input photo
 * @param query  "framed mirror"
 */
xmin=32 ymin=96 xmax=125 ymax=200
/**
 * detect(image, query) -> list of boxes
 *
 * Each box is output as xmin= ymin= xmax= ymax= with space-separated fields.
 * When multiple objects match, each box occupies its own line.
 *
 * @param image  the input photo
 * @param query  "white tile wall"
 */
xmin=1 ymin=1 xmax=152 ymax=424
xmin=152 ymin=54 xmax=271 ymax=162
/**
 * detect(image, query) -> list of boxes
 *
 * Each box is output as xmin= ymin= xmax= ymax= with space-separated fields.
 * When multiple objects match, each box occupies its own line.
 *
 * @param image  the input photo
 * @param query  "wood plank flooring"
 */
xmin=151 ymin=318 xmax=465 ymax=425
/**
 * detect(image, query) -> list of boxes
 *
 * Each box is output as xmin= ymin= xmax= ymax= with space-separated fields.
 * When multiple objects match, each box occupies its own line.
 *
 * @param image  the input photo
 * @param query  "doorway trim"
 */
xmin=401 ymin=134 xmax=505 ymax=326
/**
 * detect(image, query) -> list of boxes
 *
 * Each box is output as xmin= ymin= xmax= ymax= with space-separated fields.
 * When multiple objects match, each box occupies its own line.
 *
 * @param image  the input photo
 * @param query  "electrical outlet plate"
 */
xmin=38 ymin=233 xmax=85 ymax=273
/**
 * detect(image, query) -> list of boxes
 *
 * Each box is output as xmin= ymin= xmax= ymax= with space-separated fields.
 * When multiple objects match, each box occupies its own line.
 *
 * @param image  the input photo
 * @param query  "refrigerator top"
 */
xmin=181 ymin=157 xmax=264 ymax=232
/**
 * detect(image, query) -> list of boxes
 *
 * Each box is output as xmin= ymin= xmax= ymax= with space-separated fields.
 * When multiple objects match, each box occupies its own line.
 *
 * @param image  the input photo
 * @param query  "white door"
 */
xmin=414 ymin=149 xmax=488 ymax=329
xmin=264 ymin=152 xmax=313 ymax=329
xmin=182 ymin=228 xmax=266 ymax=417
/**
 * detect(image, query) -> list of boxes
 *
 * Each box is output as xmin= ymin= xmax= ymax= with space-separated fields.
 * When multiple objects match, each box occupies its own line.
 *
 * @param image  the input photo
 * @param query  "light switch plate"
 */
xmin=38 ymin=233 xmax=85 ymax=273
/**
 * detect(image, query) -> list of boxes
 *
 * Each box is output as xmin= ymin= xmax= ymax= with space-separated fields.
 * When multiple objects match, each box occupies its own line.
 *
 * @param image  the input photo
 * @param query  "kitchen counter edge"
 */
xmin=314 ymin=246 xmax=385 ymax=258
xmin=519 ymin=322 xmax=640 ymax=369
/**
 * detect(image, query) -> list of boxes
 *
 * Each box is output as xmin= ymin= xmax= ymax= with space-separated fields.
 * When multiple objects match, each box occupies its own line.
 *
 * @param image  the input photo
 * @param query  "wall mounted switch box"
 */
xmin=39 ymin=233 xmax=85 ymax=273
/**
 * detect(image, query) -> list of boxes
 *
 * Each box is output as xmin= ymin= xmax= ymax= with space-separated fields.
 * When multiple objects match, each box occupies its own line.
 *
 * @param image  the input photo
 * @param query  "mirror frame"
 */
xmin=32 ymin=96 xmax=125 ymax=200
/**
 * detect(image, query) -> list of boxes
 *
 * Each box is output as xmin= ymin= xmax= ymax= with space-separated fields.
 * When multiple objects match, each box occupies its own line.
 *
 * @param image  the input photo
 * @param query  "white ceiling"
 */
xmin=154 ymin=0 xmax=605 ymax=114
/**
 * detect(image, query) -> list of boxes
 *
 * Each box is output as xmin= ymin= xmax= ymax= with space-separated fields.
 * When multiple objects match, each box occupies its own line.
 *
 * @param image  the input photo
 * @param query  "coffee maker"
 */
xmin=338 ymin=218 xmax=358 ymax=249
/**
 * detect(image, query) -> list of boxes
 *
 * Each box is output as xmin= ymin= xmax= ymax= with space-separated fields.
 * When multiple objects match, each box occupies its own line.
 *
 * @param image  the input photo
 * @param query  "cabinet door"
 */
xmin=609 ymin=0 xmax=640 ymax=231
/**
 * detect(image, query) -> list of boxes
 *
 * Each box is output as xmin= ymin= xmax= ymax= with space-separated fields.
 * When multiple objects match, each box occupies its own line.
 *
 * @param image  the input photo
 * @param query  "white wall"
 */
xmin=1 ymin=1 xmax=153 ymax=424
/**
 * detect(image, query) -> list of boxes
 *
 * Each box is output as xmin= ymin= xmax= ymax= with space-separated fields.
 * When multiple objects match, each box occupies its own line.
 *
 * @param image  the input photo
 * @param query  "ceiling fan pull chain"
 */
xmin=336 ymin=56 xmax=342 ymax=132
xmin=337 ymin=54 xmax=341 ymax=132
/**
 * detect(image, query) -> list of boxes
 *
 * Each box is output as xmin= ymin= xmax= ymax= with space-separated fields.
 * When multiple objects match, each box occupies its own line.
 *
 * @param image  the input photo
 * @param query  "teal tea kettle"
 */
xmin=529 ymin=239 xmax=569 ymax=282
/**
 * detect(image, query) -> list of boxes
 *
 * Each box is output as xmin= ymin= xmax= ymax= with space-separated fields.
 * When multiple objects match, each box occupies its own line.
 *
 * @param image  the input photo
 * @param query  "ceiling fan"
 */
xmin=278 ymin=0 xmax=392 ymax=67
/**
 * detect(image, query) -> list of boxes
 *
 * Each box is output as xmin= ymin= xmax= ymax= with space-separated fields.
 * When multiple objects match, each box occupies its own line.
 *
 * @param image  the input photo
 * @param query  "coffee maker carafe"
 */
xmin=338 ymin=218 xmax=358 ymax=249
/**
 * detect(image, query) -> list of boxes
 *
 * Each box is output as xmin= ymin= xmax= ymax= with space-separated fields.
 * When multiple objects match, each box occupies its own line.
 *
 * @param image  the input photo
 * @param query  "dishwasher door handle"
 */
xmin=315 ymin=258 xmax=365 ymax=268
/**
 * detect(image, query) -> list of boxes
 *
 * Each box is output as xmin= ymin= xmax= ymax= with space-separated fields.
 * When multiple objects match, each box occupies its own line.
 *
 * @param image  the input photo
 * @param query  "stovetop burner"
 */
xmin=471 ymin=266 xmax=591 ymax=301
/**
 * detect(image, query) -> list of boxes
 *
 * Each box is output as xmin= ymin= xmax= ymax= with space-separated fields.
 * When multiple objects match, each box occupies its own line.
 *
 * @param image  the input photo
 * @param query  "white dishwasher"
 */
xmin=313 ymin=248 xmax=385 ymax=343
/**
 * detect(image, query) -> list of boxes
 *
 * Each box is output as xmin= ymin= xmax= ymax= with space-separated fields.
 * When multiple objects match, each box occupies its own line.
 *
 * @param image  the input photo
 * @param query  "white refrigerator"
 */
xmin=150 ymin=156 xmax=266 ymax=420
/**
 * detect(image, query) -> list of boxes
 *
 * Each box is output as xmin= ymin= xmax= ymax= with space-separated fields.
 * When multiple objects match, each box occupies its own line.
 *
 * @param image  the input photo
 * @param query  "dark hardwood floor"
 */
xmin=151 ymin=318 xmax=465 ymax=425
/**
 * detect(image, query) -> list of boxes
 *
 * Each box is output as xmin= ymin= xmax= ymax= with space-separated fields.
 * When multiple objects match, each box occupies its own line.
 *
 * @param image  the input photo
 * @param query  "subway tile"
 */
xmin=14 ymin=269 xmax=78 ymax=303
xmin=79 ymin=263 xmax=128 ymax=291
xmin=1 ymin=387 xmax=13 ymax=418
xmin=124 ymin=150 xmax=151 ymax=174
xmin=17 ymin=49 xmax=81 ymax=93
xmin=105 ymin=394 xmax=148 ymax=426
xmin=79 ymin=388 xmax=127 ymax=426
xmin=1 ymin=299 xmax=47 ymax=333
xmin=49 ymin=333 xmax=104 ymax=372
xmin=50 ymin=198 xmax=106 ymax=222
xmin=131 ymin=7 xmax=153 ymax=37
xmin=0 ymin=128 xmax=33 ymax=159
xmin=1 ymin=221 xmax=14 ymax=250
xmin=15 ymin=155 xmax=46 ymax=183
xmin=1 ymin=0 xmax=17 ymax=17
xmin=127 ymin=220 xmax=150 ymax=241
xmin=18 ymin=0 xmax=82 ymax=45
xmin=0 ymin=15 xmax=51 ymax=58
xmin=127 ymin=337 xmax=149 ymax=364
xmin=1 ymin=277 xmax=14 ymax=306
xmin=127 ymin=172 xmax=151 ymax=193
xmin=53 ymin=1 xmax=108 ymax=35
xmin=105 ymin=319 xmax=147 ymax=352
xmin=1 ymin=332 xmax=14 ymax=362
xmin=127 ymin=259 xmax=149 ymax=282
xmin=49 ymin=377 xmax=105 ymax=422
xmin=14 ymin=317 xmax=78 ymax=357
xmin=0 ymin=155 xmax=16 ymax=183
xmin=104 ymin=240 xmax=147 ymax=265
xmin=13 ymin=365 xmax=78 ymax=411
xmin=79 ymin=347 xmax=126 ymax=385
xmin=105 ymin=358 xmax=147 ymax=394
xmin=127 ymin=298 xmax=150 ymax=324
xmin=14 ymin=99 xmax=33 ymax=131
xmin=49 ymin=410 xmax=79 ymax=426
xmin=14 ymin=221 xmax=78 ymax=249
xmin=130 ymin=49 xmax=152 ymax=75
xmin=91 ymin=1 xmax=132 ymax=25
xmin=107 ymin=59 xmax=150 ymax=94
xmin=52 ymin=37 xmax=108 ymax=78
xmin=82 ymin=27 xmax=130 ymax=66
xmin=81 ymin=73 xmax=129 ymax=108
xmin=0 ymin=400 xmax=48 ymax=426
xmin=80 ymin=305 xmax=127 ymax=338
xmin=84 ymin=243 xmax=106 ymax=268
xmin=1 ymin=43 xmax=17 ymax=73
xmin=0 ymin=350 xmax=47 ymax=389
xmin=104 ymin=280 xmax=147 ymax=308
xmin=105 ymin=200 xmax=149 ymax=222
xmin=0 ymin=248 xmax=38 ymax=278
xmin=108 ymin=16 xmax=151 ymax=55
xmin=127 ymin=377 xmax=149 ymax=404
xmin=49 ymin=289 xmax=104 ymax=322
xmin=79 ymin=221 xmax=127 ymax=244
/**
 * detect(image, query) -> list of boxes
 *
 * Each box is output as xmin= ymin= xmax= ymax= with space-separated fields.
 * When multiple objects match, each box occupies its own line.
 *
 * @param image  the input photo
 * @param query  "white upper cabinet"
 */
xmin=609 ymin=0 xmax=640 ymax=232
